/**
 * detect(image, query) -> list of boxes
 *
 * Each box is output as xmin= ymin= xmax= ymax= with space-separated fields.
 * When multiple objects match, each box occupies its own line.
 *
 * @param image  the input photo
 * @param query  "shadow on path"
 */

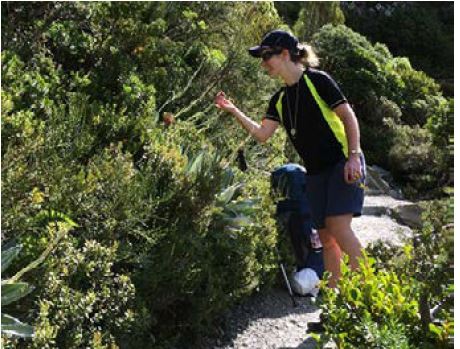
xmin=199 ymin=285 xmax=320 ymax=349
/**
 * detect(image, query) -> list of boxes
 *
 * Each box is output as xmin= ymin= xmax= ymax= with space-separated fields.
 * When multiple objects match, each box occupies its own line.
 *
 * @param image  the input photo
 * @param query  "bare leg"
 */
xmin=326 ymin=214 xmax=363 ymax=269
xmin=319 ymin=214 xmax=363 ymax=288
xmin=318 ymin=229 xmax=342 ymax=288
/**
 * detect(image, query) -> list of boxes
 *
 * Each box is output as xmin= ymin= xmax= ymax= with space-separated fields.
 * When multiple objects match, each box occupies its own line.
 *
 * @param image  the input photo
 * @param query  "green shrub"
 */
xmin=130 ymin=141 xmax=280 ymax=345
xmin=312 ymin=24 xmax=445 ymax=129
xmin=29 ymin=239 xmax=137 ymax=349
xmin=386 ymin=121 xmax=445 ymax=198
xmin=1 ymin=213 xmax=79 ymax=347
xmin=342 ymin=2 xmax=453 ymax=82
xmin=426 ymin=98 xmax=454 ymax=184
xmin=293 ymin=2 xmax=344 ymax=41
xmin=2 ymin=109 xmax=282 ymax=348
xmin=326 ymin=198 xmax=455 ymax=349
xmin=356 ymin=95 xmax=401 ymax=166
xmin=411 ymin=200 xmax=453 ymax=343
xmin=1 ymin=2 xmax=288 ymax=347
xmin=359 ymin=317 xmax=412 ymax=349
xmin=318 ymin=254 xmax=420 ymax=348
xmin=311 ymin=24 xmax=452 ymax=197
xmin=1 ymin=245 xmax=35 ymax=340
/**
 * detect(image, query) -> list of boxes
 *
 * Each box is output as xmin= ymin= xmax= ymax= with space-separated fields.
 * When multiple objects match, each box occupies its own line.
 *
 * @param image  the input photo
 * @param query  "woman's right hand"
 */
xmin=215 ymin=91 xmax=238 ymax=114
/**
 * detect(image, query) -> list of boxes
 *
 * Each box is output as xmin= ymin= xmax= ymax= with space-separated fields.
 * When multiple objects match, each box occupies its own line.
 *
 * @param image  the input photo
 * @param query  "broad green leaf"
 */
xmin=1 ymin=245 xmax=21 ymax=273
xmin=349 ymin=288 xmax=360 ymax=301
xmin=216 ymin=184 xmax=242 ymax=206
xmin=429 ymin=323 xmax=443 ymax=340
xmin=223 ymin=215 xmax=251 ymax=227
xmin=221 ymin=168 xmax=234 ymax=188
xmin=1 ymin=282 xmax=34 ymax=306
xmin=224 ymin=200 xmax=256 ymax=216
xmin=1 ymin=314 xmax=34 ymax=338
xmin=185 ymin=152 xmax=204 ymax=175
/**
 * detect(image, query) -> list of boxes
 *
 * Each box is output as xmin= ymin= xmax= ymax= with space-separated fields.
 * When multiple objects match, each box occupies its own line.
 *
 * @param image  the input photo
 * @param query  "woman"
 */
xmin=214 ymin=30 xmax=365 ymax=288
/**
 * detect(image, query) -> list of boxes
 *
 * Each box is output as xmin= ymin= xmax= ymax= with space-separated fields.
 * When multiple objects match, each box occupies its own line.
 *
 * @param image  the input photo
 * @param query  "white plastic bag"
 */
xmin=291 ymin=268 xmax=320 ymax=297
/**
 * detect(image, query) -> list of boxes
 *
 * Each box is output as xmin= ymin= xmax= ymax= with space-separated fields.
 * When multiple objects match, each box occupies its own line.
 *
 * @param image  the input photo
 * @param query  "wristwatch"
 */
xmin=349 ymin=149 xmax=362 ymax=157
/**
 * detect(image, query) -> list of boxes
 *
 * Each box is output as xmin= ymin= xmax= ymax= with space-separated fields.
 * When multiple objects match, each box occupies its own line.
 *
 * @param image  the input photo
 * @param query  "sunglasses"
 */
xmin=261 ymin=49 xmax=282 ymax=62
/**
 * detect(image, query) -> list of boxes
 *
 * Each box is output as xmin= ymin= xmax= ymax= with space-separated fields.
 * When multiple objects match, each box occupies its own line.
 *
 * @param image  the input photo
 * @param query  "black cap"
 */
xmin=248 ymin=30 xmax=299 ymax=58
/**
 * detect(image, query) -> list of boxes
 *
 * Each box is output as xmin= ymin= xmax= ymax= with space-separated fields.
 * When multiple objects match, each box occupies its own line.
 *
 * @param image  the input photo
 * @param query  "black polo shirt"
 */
xmin=264 ymin=68 xmax=348 ymax=175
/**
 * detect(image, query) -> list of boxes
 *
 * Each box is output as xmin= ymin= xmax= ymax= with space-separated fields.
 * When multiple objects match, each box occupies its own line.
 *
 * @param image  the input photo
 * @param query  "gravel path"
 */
xmin=353 ymin=195 xmax=413 ymax=246
xmin=201 ymin=193 xmax=414 ymax=349
xmin=200 ymin=288 xmax=320 ymax=349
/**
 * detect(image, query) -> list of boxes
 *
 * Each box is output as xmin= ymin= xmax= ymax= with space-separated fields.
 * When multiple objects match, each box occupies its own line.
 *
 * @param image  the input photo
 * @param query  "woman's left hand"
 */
xmin=344 ymin=156 xmax=362 ymax=184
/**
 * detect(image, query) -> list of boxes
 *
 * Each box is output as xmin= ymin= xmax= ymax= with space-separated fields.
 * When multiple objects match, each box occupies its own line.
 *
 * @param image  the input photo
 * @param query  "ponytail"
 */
xmin=290 ymin=43 xmax=319 ymax=68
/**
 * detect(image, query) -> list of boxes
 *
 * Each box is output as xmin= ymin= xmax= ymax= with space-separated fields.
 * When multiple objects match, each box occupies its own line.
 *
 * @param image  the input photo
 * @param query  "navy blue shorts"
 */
xmin=305 ymin=156 xmax=366 ymax=230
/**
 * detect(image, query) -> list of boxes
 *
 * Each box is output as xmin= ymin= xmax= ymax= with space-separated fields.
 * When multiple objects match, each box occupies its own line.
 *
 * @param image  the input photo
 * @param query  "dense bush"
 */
xmin=2 ymin=100 xmax=284 ymax=348
xmin=312 ymin=25 xmax=446 ymax=128
xmin=30 ymin=239 xmax=137 ymax=348
xmin=318 ymin=255 xmax=419 ymax=348
xmin=1 ymin=2 xmax=453 ymax=347
xmin=1 ymin=2 xmax=288 ymax=347
xmin=293 ymin=2 xmax=344 ymax=41
xmin=318 ymin=198 xmax=453 ymax=348
xmin=311 ymin=24 xmax=452 ymax=197
xmin=342 ymin=2 xmax=454 ymax=84
xmin=386 ymin=121 xmax=446 ymax=198
xmin=1 ymin=245 xmax=35 ymax=340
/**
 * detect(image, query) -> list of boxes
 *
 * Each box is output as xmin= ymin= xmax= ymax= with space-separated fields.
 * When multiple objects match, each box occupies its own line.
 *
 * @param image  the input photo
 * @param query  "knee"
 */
xmin=319 ymin=231 xmax=338 ymax=250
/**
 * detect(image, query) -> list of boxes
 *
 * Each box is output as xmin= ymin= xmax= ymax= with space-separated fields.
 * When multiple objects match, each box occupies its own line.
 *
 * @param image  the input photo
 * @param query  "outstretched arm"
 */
xmin=215 ymin=91 xmax=279 ymax=143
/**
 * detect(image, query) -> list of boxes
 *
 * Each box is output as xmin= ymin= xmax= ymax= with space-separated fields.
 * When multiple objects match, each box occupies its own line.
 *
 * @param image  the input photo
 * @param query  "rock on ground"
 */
xmin=352 ymin=214 xmax=412 ymax=246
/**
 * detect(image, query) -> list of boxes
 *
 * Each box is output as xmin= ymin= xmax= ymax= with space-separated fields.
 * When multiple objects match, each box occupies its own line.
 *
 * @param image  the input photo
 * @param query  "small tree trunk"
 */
xmin=419 ymin=290 xmax=431 ymax=332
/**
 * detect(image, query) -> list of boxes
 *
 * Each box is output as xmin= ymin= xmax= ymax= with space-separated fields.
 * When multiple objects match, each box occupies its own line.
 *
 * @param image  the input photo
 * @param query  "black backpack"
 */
xmin=271 ymin=164 xmax=324 ymax=277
